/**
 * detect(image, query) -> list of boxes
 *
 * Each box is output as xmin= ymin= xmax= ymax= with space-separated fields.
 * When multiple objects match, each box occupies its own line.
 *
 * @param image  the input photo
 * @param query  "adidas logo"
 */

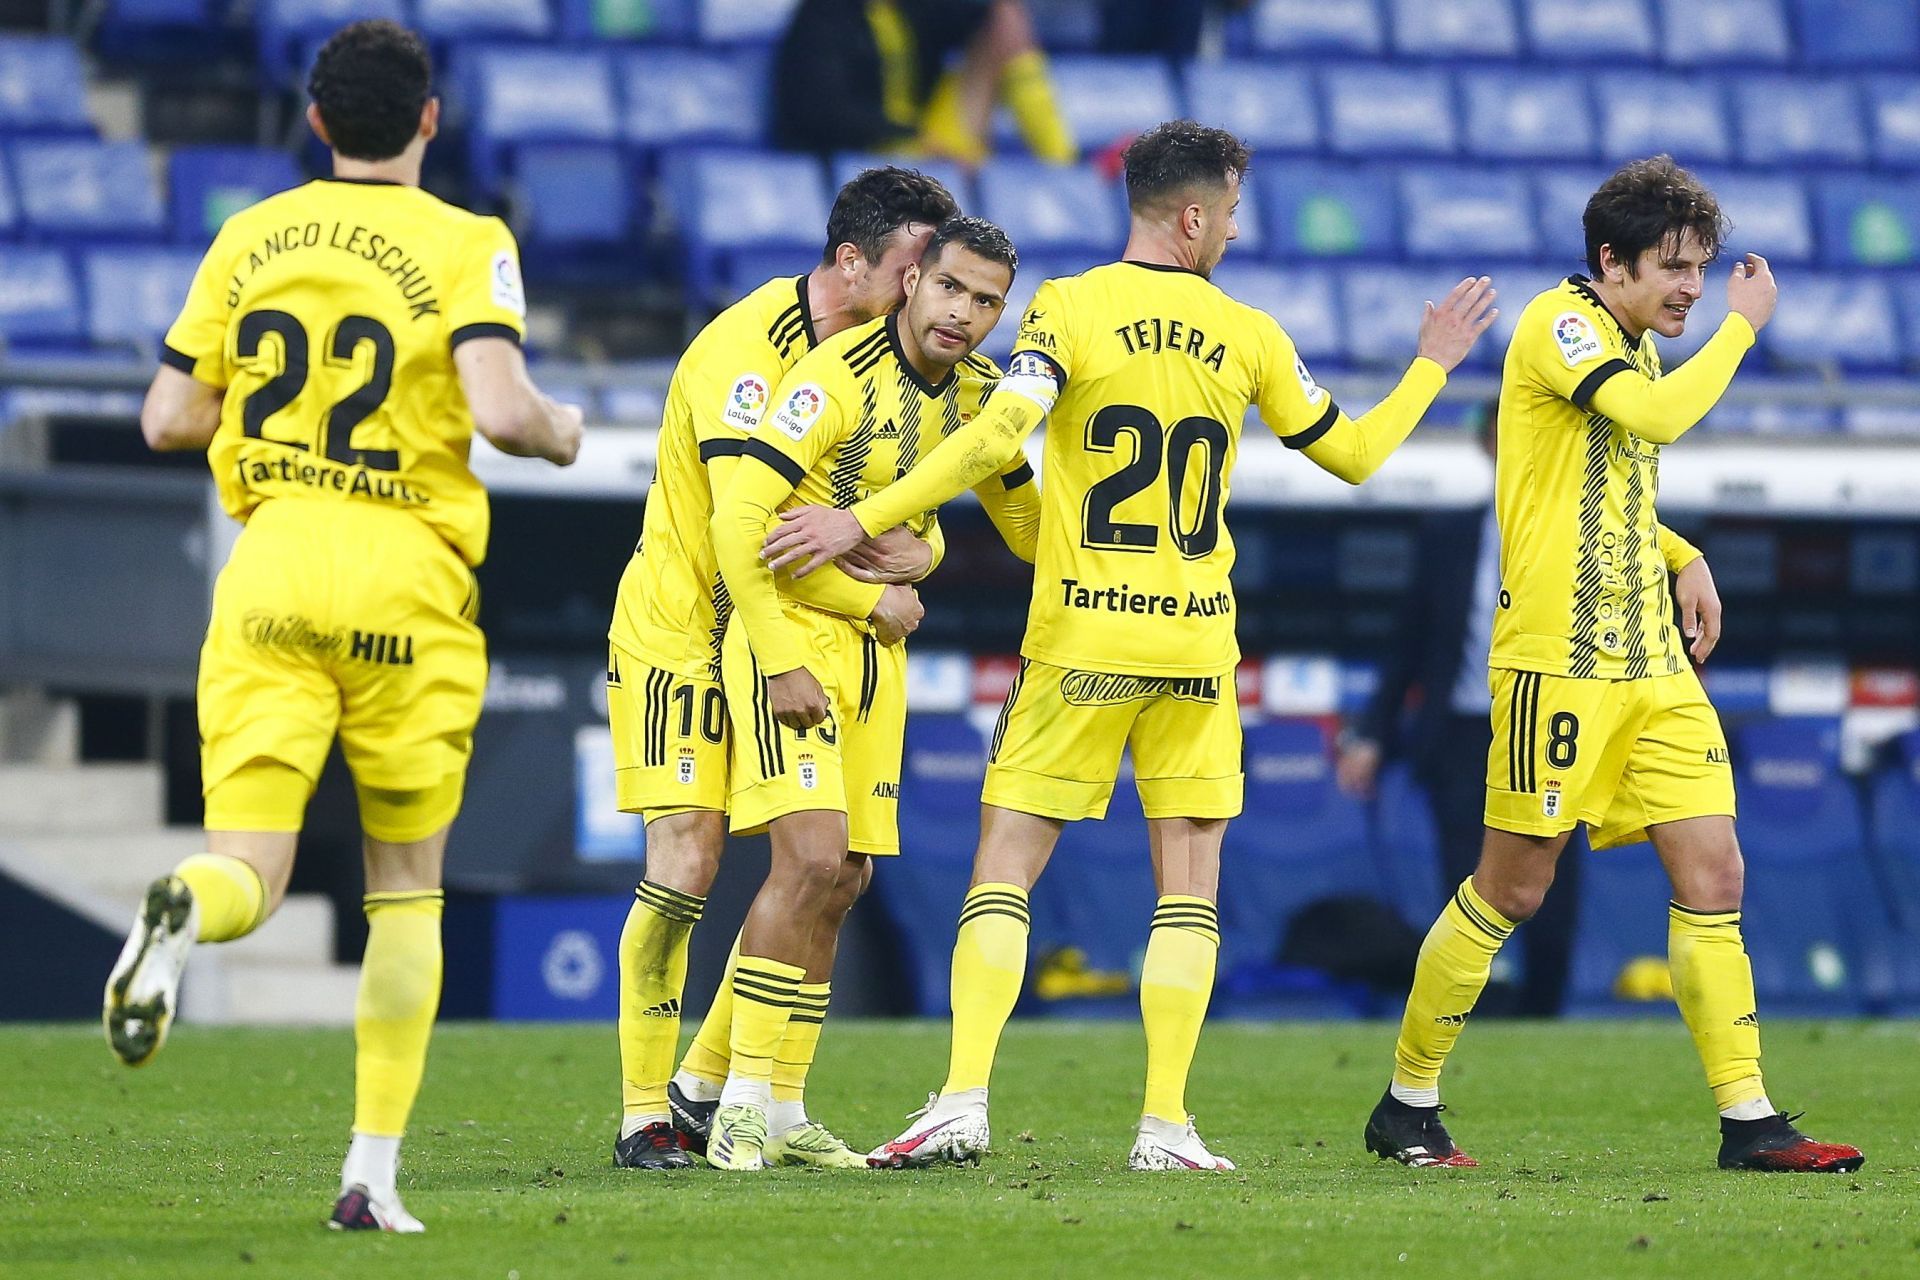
xmin=875 ymin=419 xmax=900 ymax=439
xmin=641 ymin=999 xmax=682 ymax=1018
xmin=1433 ymin=1012 xmax=1470 ymax=1027
xmin=1733 ymin=1011 xmax=1759 ymax=1027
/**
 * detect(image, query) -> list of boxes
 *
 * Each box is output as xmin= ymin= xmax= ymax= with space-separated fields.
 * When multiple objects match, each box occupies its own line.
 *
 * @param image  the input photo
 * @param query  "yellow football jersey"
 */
xmin=1005 ymin=261 xmax=1348 ymax=677
xmin=163 ymin=178 xmax=528 ymax=567
xmin=1493 ymin=276 xmax=1692 ymax=681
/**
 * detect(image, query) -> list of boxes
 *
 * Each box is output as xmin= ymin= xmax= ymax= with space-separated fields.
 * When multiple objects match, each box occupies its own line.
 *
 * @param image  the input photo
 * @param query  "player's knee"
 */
xmin=823 ymin=855 xmax=871 ymax=918
xmin=1675 ymin=853 xmax=1745 ymax=913
xmin=1478 ymin=876 xmax=1548 ymax=924
xmin=643 ymin=810 xmax=725 ymax=894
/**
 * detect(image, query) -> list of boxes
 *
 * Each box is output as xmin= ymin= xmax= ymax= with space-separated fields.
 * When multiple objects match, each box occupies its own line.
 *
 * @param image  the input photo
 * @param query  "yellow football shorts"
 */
xmin=607 ymin=646 xmax=731 ymax=818
xmin=197 ymin=499 xmax=485 ymax=833
xmin=982 ymin=659 xmax=1244 ymax=822
xmin=1485 ymin=664 xmax=1735 ymax=850
xmin=719 ymin=605 xmax=905 ymax=856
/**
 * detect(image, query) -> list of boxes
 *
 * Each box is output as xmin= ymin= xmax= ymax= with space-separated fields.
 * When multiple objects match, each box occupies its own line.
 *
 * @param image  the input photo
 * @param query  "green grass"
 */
xmin=4 ymin=1019 xmax=1917 ymax=1279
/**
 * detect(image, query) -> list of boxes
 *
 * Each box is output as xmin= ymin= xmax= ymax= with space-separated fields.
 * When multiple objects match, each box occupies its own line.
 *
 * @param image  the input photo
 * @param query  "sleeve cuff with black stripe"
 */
xmin=698 ymin=439 xmax=746 ymax=463
xmin=742 ymin=438 xmax=806 ymax=486
xmin=1000 ymin=459 xmax=1035 ymax=490
xmin=449 ymin=322 xmax=523 ymax=350
xmin=1570 ymin=358 xmax=1631 ymax=410
xmin=159 ymin=344 xmax=199 ymax=374
xmin=1281 ymin=398 xmax=1342 ymax=450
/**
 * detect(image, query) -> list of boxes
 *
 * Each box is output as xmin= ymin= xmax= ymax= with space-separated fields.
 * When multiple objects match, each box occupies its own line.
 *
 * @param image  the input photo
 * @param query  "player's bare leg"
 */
xmin=1367 ymin=826 xmax=1571 ymax=1168
xmin=1651 ymin=815 xmax=1862 ymax=1172
xmin=870 ymin=805 xmax=1061 ymax=1168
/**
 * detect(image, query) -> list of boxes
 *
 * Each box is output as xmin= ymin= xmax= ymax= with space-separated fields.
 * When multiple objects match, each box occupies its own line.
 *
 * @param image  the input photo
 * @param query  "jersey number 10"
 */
xmin=237 ymin=309 xmax=399 ymax=472
xmin=1081 ymin=404 xmax=1228 ymax=559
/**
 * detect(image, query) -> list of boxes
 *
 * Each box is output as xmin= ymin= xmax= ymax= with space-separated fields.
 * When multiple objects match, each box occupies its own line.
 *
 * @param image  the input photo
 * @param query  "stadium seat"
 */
xmin=1868 ymin=731 xmax=1920 ymax=934
xmin=510 ymin=143 xmax=633 ymax=249
xmin=1371 ymin=763 xmax=1444 ymax=928
xmin=696 ymin=0 xmax=798 ymax=43
xmin=976 ymin=159 xmax=1124 ymax=258
xmin=255 ymin=0 xmax=407 ymax=87
xmin=1520 ymin=0 xmax=1657 ymax=63
xmin=1386 ymin=0 xmax=1520 ymax=58
xmin=416 ymin=0 xmax=553 ymax=40
xmin=1210 ymin=264 xmax=1345 ymax=362
xmin=1399 ymin=167 xmax=1540 ymax=260
xmin=1694 ymin=172 xmax=1814 ymax=265
xmin=1485 ymin=264 xmax=1571 ymax=356
xmin=0 ymin=247 xmax=83 ymax=345
xmin=462 ymin=47 xmax=618 ymax=193
xmin=1035 ymin=56 xmax=1181 ymax=157
xmin=1460 ymin=70 xmax=1594 ymax=161
xmin=1257 ymin=161 xmax=1399 ymax=260
xmin=665 ymin=148 xmax=830 ymax=301
xmin=1733 ymin=77 xmax=1867 ymax=168
xmin=1813 ymin=176 xmax=1920 ymax=268
xmin=168 ymin=145 xmax=304 ymax=244
xmin=1762 ymin=274 xmax=1901 ymax=372
xmin=619 ymin=49 xmax=764 ymax=150
xmin=1236 ymin=0 xmax=1385 ymax=55
xmin=1865 ymin=77 xmax=1920 ymax=169
xmin=80 ymin=246 xmax=201 ymax=351
xmin=0 ymin=152 xmax=18 ymax=237
xmin=1530 ymin=167 xmax=1611 ymax=264
xmin=1793 ymin=0 xmax=1920 ymax=68
xmin=1035 ymin=773 xmax=1161 ymax=1004
xmin=1181 ymin=60 xmax=1317 ymax=155
xmin=1565 ymin=841 xmax=1676 ymax=1016
xmin=1657 ymin=0 xmax=1791 ymax=67
xmin=1591 ymin=72 xmax=1732 ymax=164
xmin=1896 ymin=274 xmax=1920 ymax=366
xmin=1321 ymin=66 xmax=1457 ymax=158
xmin=1030 ymin=0 xmax=1103 ymax=50
xmin=0 ymin=36 xmax=91 ymax=134
xmin=558 ymin=0 xmax=693 ymax=40
xmin=9 ymin=140 xmax=164 ymax=240
xmin=1342 ymin=265 xmax=1502 ymax=368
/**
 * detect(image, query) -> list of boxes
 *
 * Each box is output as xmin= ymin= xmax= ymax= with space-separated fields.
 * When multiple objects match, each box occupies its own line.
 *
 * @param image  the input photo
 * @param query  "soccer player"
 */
xmin=703 ymin=216 xmax=1039 ymax=1170
xmin=762 ymin=120 xmax=1495 ymax=1171
xmin=605 ymin=168 xmax=959 ymax=1170
xmin=1362 ymin=156 xmax=1864 ymax=1173
xmin=102 ymin=21 xmax=583 ymax=1231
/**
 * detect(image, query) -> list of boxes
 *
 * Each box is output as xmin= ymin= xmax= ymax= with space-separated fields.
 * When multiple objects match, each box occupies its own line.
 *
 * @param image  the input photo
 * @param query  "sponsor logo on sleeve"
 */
xmin=1294 ymin=355 xmax=1327 ymax=406
xmin=772 ymin=382 xmax=825 ymax=441
xmin=490 ymin=249 xmax=526 ymax=316
xmin=1553 ymin=311 xmax=1603 ymax=367
xmin=722 ymin=373 xmax=770 ymax=429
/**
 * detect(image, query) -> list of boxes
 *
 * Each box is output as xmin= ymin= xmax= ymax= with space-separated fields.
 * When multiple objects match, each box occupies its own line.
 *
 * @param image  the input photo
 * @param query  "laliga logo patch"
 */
xmin=1553 ymin=312 xmax=1602 ymax=367
xmin=774 ymin=383 xmax=825 ymax=441
xmin=1294 ymin=355 xmax=1327 ymax=406
xmin=490 ymin=249 xmax=526 ymax=316
xmin=723 ymin=373 xmax=769 ymax=429
xmin=1541 ymin=779 xmax=1562 ymax=818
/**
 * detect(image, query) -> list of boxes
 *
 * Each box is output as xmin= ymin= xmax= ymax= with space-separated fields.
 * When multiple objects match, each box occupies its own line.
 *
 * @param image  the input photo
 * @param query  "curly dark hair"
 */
xmin=1583 ymin=155 xmax=1728 ymax=277
xmin=822 ymin=167 xmax=960 ymax=266
xmin=1122 ymin=119 xmax=1251 ymax=216
xmin=920 ymin=215 xmax=1018 ymax=279
xmin=308 ymin=20 xmax=432 ymax=163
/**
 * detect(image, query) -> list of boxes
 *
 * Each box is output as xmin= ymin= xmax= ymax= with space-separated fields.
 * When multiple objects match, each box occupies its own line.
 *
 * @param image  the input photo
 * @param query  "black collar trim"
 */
xmin=1123 ymin=259 xmax=1203 ymax=277
xmin=1566 ymin=274 xmax=1642 ymax=351
xmin=887 ymin=312 xmax=954 ymax=398
xmin=796 ymin=275 xmax=818 ymax=348
xmin=320 ymin=176 xmax=405 ymax=186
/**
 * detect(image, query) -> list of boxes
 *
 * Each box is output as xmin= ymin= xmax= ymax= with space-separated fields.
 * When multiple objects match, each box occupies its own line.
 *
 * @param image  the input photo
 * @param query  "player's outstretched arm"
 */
xmin=454 ymin=337 xmax=583 ymax=466
xmin=140 ymin=365 xmax=224 ymax=452
xmin=1583 ymin=255 xmax=1774 ymax=446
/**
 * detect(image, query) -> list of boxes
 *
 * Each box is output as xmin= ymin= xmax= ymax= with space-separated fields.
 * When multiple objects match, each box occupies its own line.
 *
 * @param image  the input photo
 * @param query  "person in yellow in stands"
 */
xmin=102 ymin=20 xmax=582 ymax=1232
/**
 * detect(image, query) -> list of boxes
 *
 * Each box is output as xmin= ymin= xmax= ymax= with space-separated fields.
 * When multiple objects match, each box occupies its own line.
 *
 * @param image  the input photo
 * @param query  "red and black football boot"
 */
xmin=1364 ymin=1091 xmax=1480 ymax=1168
xmin=1718 ymin=1112 xmax=1864 ymax=1172
xmin=614 ymin=1119 xmax=694 ymax=1170
xmin=668 ymin=1080 xmax=717 ymax=1162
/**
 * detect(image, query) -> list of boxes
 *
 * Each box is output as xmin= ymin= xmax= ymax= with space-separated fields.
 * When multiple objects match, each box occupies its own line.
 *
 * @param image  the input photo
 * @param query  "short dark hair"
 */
xmin=1123 ymin=119 xmax=1251 ymax=216
xmin=308 ymin=20 xmax=432 ymax=162
xmin=1583 ymin=155 xmax=1728 ymax=278
xmin=822 ymin=167 xmax=960 ymax=266
xmin=921 ymin=215 xmax=1018 ymax=281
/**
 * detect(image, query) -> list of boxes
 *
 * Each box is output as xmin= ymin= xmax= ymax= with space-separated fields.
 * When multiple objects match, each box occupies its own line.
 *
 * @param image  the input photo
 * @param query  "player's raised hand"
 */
xmin=1674 ymin=556 xmax=1723 ymax=666
xmin=767 ymin=666 xmax=830 ymax=729
xmin=838 ymin=525 xmax=934 ymax=584
xmin=764 ymin=504 xmax=868 ymax=577
xmin=1414 ymin=276 xmax=1499 ymax=374
xmin=1726 ymin=253 xmax=1777 ymax=332
xmin=867 ymin=583 xmax=924 ymax=646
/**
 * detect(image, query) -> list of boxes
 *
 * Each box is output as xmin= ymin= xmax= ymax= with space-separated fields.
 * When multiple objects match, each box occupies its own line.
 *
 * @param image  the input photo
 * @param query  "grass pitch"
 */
xmin=4 ymin=1019 xmax=1916 ymax=1279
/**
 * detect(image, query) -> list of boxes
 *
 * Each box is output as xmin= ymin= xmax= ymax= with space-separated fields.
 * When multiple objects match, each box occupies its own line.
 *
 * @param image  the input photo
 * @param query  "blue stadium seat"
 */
xmin=9 ymin=140 xmax=164 ymax=240
xmin=558 ymin=0 xmax=693 ymax=40
xmin=1866 ymin=77 xmax=1920 ymax=169
xmin=1566 ymin=841 xmax=1675 ymax=1016
xmin=1657 ymin=0 xmax=1791 ymax=66
xmin=1371 ymin=763 xmax=1444 ymax=928
xmin=510 ymin=143 xmax=633 ymax=248
xmin=1868 ymin=731 xmax=1920 ymax=934
xmin=831 ymin=154 xmax=973 ymax=211
xmin=1031 ymin=0 xmax=1103 ymax=50
xmin=666 ymin=148 xmax=829 ymax=301
xmin=1793 ymin=0 xmax=1920 ymax=68
xmin=1460 ymin=70 xmax=1594 ymax=161
xmin=80 ymin=246 xmax=201 ymax=351
xmin=619 ymin=49 xmax=763 ymax=150
xmin=1037 ymin=56 xmax=1181 ymax=157
xmin=1386 ymin=0 xmax=1520 ymax=58
xmin=1257 ymin=161 xmax=1399 ymax=260
xmin=1762 ymin=274 xmax=1901 ymax=371
xmin=1486 ymin=264 xmax=1572 ymax=355
xmin=1236 ymin=0 xmax=1385 ymax=55
xmin=1814 ymin=176 xmax=1920 ymax=268
xmin=1532 ymin=167 xmax=1611 ymax=263
xmin=256 ymin=0 xmax=406 ymax=87
xmin=1321 ymin=66 xmax=1457 ymax=158
xmin=1210 ymin=264 xmax=1345 ymax=362
xmin=416 ymin=0 xmax=552 ymax=40
xmin=976 ymin=159 xmax=1124 ymax=258
xmin=1181 ymin=60 xmax=1317 ymax=155
xmin=0 ymin=247 xmax=82 ymax=345
xmin=1342 ymin=265 xmax=1502 ymax=368
xmin=1896 ymin=274 xmax=1920 ymax=365
xmin=1037 ymin=776 xmax=1160 ymax=998
xmin=1399 ymin=167 xmax=1539 ymax=260
xmin=0 ymin=36 xmax=91 ymax=134
xmin=1696 ymin=172 xmax=1814 ymax=265
xmin=463 ymin=47 xmax=618 ymax=193
xmin=169 ymin=146 xmax=304 ymax=244
xmin=1591 ymin=72 xmax=1732 ymax=164
xmin=1520 ymin=0 xmax=1657 ymax=63
xmin=1733 ymin=77 xmax=1867 ymax=167
xmin=696 ymin=0 xmax=798 ymax=43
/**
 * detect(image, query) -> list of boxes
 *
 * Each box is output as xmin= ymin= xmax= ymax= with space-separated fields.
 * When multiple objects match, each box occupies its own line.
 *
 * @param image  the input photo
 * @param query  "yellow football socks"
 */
xmin=1669 ymin=901 xmax=1769 ymax=1113
xmin=942 ymin=882 xmax=1031 ymax=1095
xmin=727 ymin=956 xmax=806 ymax=1091
xmin=174 ymin=852 xmax=268 ymax=943
xmin=1139 ymin=896 xmax=1220 ymax=1124
xmin=617 ymin=881 xmax=704 ymax=1119
xmin=771 ymin=982 xmax=831 ymax=1104
xmin=999 ymin=50 xmax=1075 ymax=163
xmin=679 ymin=932 xmax=740 ymax=1086
xmin=352 ymin=890 xmax=444 ymax=1136
xmin=1393 ymin=878 xmax=1515 ymax=1093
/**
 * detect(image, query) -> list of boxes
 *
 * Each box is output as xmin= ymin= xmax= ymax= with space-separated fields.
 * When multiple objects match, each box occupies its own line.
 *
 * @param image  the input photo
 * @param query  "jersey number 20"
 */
xmin=237 ymin=309 xmax=399 ymax=471
xmin=1081 ymin=404 xmax=1228 ymax=560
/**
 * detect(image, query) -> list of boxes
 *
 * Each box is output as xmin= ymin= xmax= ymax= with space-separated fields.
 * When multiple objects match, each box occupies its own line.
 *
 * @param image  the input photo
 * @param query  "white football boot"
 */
xmin=867 ymin=1090 xmax=990 ymax=1168
xmin=1128 ymin=1115 xmax=1236 ymax=1171
xmin=328 ymin=1184 xmax=426 ymax=1233
xmin=103 ymin=875 xmax=198 ymax=1067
